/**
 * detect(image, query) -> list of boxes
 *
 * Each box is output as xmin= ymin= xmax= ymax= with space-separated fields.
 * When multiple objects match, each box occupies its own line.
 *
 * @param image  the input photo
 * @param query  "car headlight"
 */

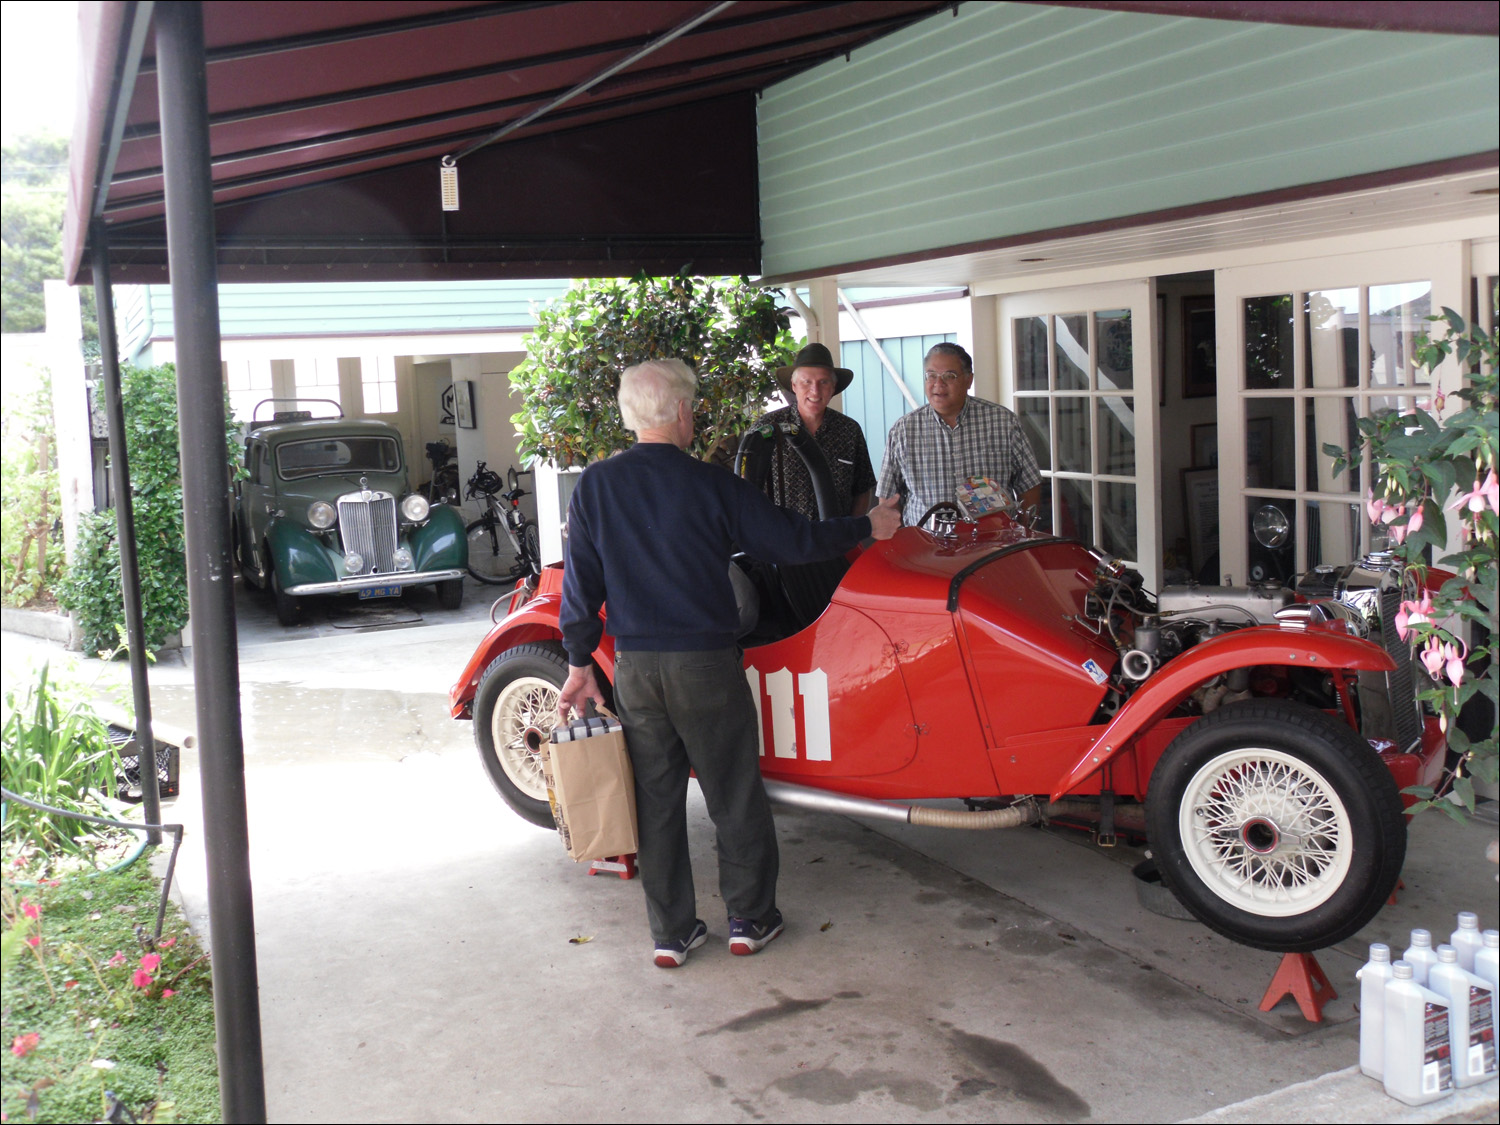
xmin=1253 ymin=503 xmax=1291 ymax=549
xmin=308 ymin=501 xmax=336 ymax=529
xmin=401 ymin=494 xmax=430 ymax=522
xmin=344 ymin=551 xmax=365 ymax=574
xmin=393 ymin=547 xmax=414 ymax=571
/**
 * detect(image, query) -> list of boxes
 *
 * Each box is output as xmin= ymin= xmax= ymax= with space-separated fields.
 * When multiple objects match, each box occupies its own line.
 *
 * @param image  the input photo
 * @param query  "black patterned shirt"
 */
xmin=757 ymin=406 xmax=877 ymax=520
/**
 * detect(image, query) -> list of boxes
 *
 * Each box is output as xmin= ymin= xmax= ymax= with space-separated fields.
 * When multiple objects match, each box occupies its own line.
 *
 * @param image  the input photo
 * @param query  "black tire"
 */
xmin=1145 ymin=699 xmax=1405 ymax=952
xmin=466 ymin=516 xmax=521 ymax=585
xmin=269 ymin=563 xmax=302 ymax=627
xmin=233 ymin=517 xmax=262 ymax=590
xmin=520 ymin=521 xmax=540 ymax=577
xmin=472 ymin=642 xmax=571 ymax=828
xmin=437 ymin=577 xmax=464 ymax=610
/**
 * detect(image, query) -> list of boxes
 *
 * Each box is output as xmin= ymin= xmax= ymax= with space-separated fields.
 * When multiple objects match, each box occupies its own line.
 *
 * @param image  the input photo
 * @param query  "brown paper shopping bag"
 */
xmin=545 ymin=708 xmax=638 ymax=861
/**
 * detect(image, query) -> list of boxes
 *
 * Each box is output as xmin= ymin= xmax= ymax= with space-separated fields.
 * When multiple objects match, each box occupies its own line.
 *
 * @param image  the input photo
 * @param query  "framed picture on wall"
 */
xmin=1182 ymin=296 xmax=1217 ymax=399
xmin=454 ymin=380 xmax=476 ymax=429
xmin=1182 ymin=467 xmax=1219 ymax=578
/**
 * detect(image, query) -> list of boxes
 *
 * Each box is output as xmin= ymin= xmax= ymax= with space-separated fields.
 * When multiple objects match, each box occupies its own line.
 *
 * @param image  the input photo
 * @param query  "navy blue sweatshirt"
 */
xmin=560 ymin=442 xmax=870 ymax=666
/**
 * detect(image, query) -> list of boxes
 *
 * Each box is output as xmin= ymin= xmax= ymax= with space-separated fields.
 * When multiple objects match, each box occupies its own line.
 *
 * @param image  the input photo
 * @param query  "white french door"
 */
xmin=998 ymin=280 xmax=1161 ymax=591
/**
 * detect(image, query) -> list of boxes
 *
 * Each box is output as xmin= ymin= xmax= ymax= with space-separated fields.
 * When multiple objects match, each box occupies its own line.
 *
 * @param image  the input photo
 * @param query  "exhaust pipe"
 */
xmin=764 ymin=780 xmax=1144 ymax=832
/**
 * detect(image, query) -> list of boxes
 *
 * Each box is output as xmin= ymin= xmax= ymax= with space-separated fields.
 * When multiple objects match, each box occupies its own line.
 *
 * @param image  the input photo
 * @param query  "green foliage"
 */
xmin=2 ymin=872 xmax=220 ymax=1123
xmin=1 ymin=132 xmax=96 ymax=344
xmin=56 ymin=363 xmax=239 ymax=657
xmin=1 ymin=373 xmax=62 ymax=605
xmin=510 ymin=274 xmax=798 ymax=465
xmin=1325 ymin=300 xmax=1498 ymax=819
xmin=1 ymin=664 xmax=118 ymax=855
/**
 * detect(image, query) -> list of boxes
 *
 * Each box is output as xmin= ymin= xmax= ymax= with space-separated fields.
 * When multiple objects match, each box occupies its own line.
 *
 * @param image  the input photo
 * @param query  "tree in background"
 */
xmin=2 ymin=131 xmax=96 ymax=344
xmin=510 ymin=274 xmax=797 ymax=466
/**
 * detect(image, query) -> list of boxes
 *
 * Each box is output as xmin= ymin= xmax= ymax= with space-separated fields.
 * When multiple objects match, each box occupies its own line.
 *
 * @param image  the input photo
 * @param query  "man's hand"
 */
xmin=557 ymin=663 xmax=605 ymax=721
xmin=867 ymin=495 xmax=902 ymax=541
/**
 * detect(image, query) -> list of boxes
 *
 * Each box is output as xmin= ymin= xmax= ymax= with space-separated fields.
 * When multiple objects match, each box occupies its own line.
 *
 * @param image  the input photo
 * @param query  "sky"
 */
xmin=1 ymin=1 xmax=78 ymax=144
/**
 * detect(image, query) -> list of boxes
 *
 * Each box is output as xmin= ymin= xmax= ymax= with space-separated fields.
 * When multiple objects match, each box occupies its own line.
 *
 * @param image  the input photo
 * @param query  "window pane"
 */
xmin=1015 ymin=316 xmax=1049 ymax=391
xmin=293 ymin=357 xmax=341 ymax=415
xmin=1056 ymin=314 xmax=1089 ymax=390
xmin=1246 ymin=496 xmax=1295 ymax=584
xmin=1098 ymin=482 xmax=1136 ymax=560
xmin=1017 ymin=398 xmax=1051 ymax=471
xmin=1097 ymin=397 xmax=1134 ymax=476
xmin=1095 ymin=309 xmax=1132 ymax=390
xmin=1245 ymin=398 xmax=1294 ymax=490
xmin=1304 ymin=397 xmax=1360 ymax=494
xmin=1304 ymin=289 xmax=1359 ymax=388
xmin=1056 ymin=478 xmax=1093 ymax=543
xmin=1244 ymin=295 xmax=1294 ymax=389
xmin=1306 ymin=500 xmax=1362 ymax=569
xmin=1056 ymin=397 xmax=1090 ymax=473
xmin=1370 ymin=281 xmax=1431 ymax=387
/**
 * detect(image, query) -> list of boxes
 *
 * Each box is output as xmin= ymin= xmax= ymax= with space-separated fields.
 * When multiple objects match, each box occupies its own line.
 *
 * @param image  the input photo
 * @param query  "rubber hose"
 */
xmin=908 ymin=803 xmax=1039 ymax=829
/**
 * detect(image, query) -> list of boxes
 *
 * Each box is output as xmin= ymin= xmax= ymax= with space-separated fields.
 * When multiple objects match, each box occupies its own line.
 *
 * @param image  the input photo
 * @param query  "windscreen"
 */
xmin=276 ymin=436 xmax=400 ymax=480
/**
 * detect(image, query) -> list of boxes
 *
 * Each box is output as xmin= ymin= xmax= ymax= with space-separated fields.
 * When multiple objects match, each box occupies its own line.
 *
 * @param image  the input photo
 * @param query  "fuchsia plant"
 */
xmin=1328 ymin=300 xmax=1498 ymax=818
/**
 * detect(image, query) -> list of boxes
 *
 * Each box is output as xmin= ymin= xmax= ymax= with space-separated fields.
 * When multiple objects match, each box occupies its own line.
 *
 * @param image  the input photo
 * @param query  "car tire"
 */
xmin=472 ymin=642 xmax=575 ymax=829
xmin=269 ymin=564 xmax=302 ymax=627
xmin=437 ymin=577 xmax=464 ymax=610
xmin=1146 ymin=699 xmax=1405 ymax=952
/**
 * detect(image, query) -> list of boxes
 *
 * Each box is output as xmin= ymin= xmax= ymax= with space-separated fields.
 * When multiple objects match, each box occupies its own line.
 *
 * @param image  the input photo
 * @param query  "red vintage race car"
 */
xmin=448 ymin=504 xmax=1444 ymax=953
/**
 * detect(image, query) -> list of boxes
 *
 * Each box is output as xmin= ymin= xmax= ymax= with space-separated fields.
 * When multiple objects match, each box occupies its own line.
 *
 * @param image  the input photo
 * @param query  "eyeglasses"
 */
xmin=924 ymin=371 xmax=966 ymax=384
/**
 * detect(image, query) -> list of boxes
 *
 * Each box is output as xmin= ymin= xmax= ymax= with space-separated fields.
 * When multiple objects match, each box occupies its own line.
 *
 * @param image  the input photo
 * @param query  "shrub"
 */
xmin=510 ymin=274 xmax=797 ymax=465
xmin=0 ymin=375 xmax=62 ymax=606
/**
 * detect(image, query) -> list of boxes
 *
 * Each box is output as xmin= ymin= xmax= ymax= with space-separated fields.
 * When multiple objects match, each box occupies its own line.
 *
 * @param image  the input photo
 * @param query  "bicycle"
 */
xmin=465 ymin=463 xmax=541 ymax=585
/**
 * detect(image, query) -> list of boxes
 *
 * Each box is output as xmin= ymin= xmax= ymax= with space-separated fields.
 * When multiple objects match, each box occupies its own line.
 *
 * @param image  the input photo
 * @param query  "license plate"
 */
xmin=359 ymin=585 xmax=402 ymax=600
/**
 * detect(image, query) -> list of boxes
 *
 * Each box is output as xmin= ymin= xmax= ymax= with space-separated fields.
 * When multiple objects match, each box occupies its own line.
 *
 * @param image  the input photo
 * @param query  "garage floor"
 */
xmin=4 ymin=578 xmax=1496 ymax=1123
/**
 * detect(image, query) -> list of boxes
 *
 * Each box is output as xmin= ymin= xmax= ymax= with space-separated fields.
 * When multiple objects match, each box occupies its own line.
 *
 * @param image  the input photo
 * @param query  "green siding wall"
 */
xmin=840 ymin=332 xmax=955 ymax=474
xmin=121 ymin=279 xmax=569 ymax=355
xmin=759 ymin=4 xmax=1499 ymax=277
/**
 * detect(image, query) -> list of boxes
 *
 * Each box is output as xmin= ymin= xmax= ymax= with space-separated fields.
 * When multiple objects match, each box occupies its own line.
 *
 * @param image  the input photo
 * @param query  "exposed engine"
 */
xmin=1079 ymin=552 xmax=1425 ymax=750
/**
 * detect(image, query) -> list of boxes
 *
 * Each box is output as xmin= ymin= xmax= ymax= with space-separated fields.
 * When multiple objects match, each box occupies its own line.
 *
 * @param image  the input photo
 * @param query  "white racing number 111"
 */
xmin=745 ymin=667 xmax=831 ymax=762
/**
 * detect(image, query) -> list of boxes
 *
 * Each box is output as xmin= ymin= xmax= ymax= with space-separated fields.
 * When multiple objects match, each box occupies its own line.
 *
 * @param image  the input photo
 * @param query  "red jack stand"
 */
xmin=1388 ymin=877 xmax=1405 ymax=907
xmin=588 ymin=853 xmax=637 ymax=880
xmin=1259 ymin=952 xmax=1337 ymax=1022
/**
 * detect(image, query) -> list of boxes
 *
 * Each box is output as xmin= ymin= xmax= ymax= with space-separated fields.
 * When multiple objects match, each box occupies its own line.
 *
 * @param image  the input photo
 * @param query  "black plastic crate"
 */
xmin=106 ymin=724 xmax=180 ymax=803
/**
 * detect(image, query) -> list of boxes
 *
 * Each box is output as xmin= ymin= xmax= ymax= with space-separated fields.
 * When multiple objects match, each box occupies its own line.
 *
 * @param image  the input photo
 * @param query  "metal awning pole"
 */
xmin=90 ymin=219 xmax=161 ymax=845
xmin=154 ymin=4 xmax=267 ymax=1121
xmin=838 ymin=288 xmax=918 ymax=409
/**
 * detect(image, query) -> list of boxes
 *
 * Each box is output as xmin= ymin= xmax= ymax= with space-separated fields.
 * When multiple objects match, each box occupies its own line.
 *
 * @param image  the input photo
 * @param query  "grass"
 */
xmin=1 ymin=864 xmax=220 ymax=1123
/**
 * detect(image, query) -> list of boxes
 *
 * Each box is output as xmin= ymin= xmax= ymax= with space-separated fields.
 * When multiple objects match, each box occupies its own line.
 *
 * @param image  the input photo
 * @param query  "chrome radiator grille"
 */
xmin=337 ymin=493 xmax=398 ymax=574
xmin=1379 ymin=583 xmax=1424 ymax=752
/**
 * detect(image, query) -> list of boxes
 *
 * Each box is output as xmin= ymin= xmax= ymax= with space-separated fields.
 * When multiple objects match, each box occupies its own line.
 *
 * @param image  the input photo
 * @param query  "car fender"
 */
xmin=265 ymin=519 xmax=339 ymax=588
xmin=448 ymin=591 xmax=617 ymax=718
xmin=1049 ymin=627 xmax=1398 ymax=801
xmin=411 ymin=504 xmax=466 ymax=570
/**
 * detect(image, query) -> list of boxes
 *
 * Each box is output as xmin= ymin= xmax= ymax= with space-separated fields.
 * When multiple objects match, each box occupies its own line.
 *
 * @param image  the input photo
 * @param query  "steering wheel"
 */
xmin=916 ymin=501 xmax=965 ymax=532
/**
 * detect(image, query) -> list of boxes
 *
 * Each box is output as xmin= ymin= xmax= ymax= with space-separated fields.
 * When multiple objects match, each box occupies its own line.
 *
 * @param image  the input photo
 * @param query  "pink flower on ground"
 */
xmin=107 ymin=951 xmax=128 ymax=967
xmin=64 ymin=980 xmax=78 ymax=990
xmin=131 ymin=970 xmax=153 ymax=990
xmin=25 ymin=936 xmax=39 ymax=948
xmin=158 ymin=937 xmax=177 ymax=949
xmin=10 ymin=1033 xmax=40 ymax=1058
xmin=19 ymin=900 xmax=39 ymax=920
xmin=139 ymin=953 xmax=162 ymax=972
xmin=162 ymin=989 xmax=176 ymax=998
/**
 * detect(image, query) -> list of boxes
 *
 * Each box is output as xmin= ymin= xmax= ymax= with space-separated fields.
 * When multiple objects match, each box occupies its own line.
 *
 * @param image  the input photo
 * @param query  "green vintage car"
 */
xmin=232 ymin=405 xmax=468 ymax=625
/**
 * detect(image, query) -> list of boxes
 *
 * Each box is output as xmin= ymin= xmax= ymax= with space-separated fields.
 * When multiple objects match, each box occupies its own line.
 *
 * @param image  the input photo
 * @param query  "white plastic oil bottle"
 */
xmin=1358 ymin=943 xmax=1394 ymax=1080
xmin=1478 ymin=931 xmax=1499 ymax=996
xmin=1428 ymin=945 xmax=1498 ymax=1088
xmin=1404 ymin=928 xmax=1439 ymax=986
xmin=1450 ymin=912 xmax=1485 ymax=972
xmin=1383 ymin=961 xmax=1454 ymax=1106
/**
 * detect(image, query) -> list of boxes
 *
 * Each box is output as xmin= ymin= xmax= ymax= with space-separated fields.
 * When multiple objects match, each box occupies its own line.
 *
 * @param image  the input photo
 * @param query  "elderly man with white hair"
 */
xmin=558 ymin=358 xmax=900 ymax=969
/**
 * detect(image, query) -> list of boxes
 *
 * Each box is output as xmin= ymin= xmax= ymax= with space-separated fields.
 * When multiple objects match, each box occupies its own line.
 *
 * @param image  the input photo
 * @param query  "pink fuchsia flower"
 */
xmin=1381 ymin=502 xmax=1404 ymax=526
xmin=1366 ymin=491 xmax=1388 ymax=525
xmin=107 ymin=951 xmax=128 ymax=967
xmin=162 ymin=989 xmax=176 ymax=999
xmin=19 ymin=900 xmax=39 ymax=920
xmin=1420 ymin=637 xmax=1467 ymax=687
xmin=1395 ymin=592 xmax=1435 ymax=641
xmin=131 ymin=970 xmax=153 ymax=990
xmin=10 ymin=1033 xmax=40 ymax=1058
xmin=1448 ymin=470 xmax=1500 ymax=515
xmin=139 ymin=953 xmax=162 ymax=972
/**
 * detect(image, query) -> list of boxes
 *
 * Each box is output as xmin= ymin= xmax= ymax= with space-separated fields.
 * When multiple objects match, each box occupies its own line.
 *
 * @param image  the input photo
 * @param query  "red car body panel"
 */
xmin=450 ymin=518 xmax=1445 ymax=806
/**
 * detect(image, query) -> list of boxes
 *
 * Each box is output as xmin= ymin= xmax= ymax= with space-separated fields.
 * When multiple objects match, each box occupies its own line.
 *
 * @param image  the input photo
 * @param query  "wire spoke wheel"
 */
xmin=466 ymin=516 xmax=523 ymax=584
xmin=1179 ymin=748 xmax=1351 ymax=917
xmin=490 ymin=674 xmax=559 ymax=802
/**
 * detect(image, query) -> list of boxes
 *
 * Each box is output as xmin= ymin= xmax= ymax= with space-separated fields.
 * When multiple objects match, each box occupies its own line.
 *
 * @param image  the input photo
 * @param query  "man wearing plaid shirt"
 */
xmin=877 ymin=342 xmax=1042 ymax=526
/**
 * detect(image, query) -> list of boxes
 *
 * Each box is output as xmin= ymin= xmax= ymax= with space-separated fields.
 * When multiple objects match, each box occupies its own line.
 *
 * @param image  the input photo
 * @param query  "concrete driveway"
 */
xmin=4 ymin=577 xmax=1496 ymax=1123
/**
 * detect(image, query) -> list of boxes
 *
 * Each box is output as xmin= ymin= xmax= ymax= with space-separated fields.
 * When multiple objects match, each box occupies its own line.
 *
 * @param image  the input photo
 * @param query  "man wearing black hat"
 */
xmin=754 ymin=342 xmax=876 ymax=521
